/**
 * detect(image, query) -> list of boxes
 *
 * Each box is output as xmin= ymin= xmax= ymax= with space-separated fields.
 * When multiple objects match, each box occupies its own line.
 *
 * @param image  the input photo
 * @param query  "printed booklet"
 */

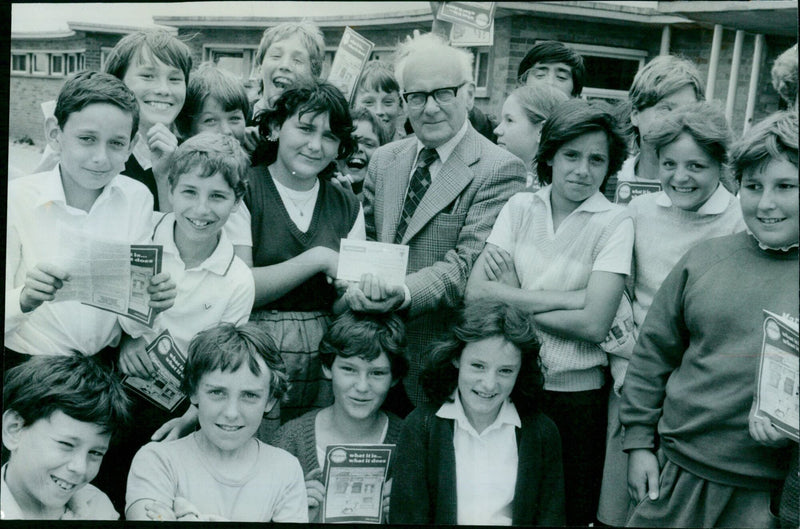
xmin=322 ymin=444 xmax=394 ymax=523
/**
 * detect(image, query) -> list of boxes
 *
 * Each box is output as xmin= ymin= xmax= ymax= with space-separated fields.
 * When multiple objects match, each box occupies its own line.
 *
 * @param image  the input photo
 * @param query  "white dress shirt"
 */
xmin=437 ymin=391 xmax=520 ymax=526
xmin=5 ymin=166 xmax=153 ymax=356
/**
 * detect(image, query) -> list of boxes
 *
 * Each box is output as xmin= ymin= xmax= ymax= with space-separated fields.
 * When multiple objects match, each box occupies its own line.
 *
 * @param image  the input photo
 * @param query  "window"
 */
xmin=563 ymin=43 xmax=646 ymax=104
xmin=12 ymin=51 xmax=84 ymax=77
xmin=51 ymin=55 xmax=64 ymax=76
xmin=11 ymin=54 xmax=28 ymax=74
xmin=32 ymin=53 xmax=49 ymax=75
xmin=203 ymin=45 xmax=256 ymax=79
xmin=471 ymin=48 xmax=490 ymax=97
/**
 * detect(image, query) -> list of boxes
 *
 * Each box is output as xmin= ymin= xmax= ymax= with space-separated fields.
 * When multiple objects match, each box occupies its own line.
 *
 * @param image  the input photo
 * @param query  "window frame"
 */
xmin=50 ymin=54 xmax=65 ymax=76
xmin=202 ymin=43 xmax=258 ymax=79
xmin=537 ymin=41 xmax=647 ymax=102
xmin=11 ymin=53 xmax=29 ymax=74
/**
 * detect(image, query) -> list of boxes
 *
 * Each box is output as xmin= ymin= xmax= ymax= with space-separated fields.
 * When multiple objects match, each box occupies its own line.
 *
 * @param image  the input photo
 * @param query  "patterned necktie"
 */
xmin=395 ymin=148 xmax=438 ymax=243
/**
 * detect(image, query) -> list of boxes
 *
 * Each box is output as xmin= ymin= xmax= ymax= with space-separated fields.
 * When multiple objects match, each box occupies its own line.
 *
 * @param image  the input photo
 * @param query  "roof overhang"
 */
xmin=657 ymin=1 xmax=798 ymax=37
xmin=153 ymin=8 xmax=433 ymax=29
xmin=495 ymin=1 xmax=690 ymax=26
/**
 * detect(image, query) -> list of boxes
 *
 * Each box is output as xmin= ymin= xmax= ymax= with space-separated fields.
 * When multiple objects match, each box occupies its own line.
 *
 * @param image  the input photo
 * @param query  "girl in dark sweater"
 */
xmin=390 ymin=300 xmax=565 ymax=526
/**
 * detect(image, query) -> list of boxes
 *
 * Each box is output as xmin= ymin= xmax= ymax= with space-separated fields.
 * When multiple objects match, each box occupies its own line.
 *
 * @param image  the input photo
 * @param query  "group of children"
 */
xmin=2 ymin=20 xmax=798 ymax=528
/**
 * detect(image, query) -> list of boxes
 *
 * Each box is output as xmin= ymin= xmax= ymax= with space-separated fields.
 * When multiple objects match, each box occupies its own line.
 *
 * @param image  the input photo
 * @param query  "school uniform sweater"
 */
xmin=621 ymin=231 xmax=798 ymax=490
xmin=244 ymin=165 xmax=359 ymax=312
xmin=269 ymin=409 xmax=404 ymax=475
xmin=390 ymin=404 xmax=565 ymax=525
xmin=627 ymin=187 xmax=745 ymax=330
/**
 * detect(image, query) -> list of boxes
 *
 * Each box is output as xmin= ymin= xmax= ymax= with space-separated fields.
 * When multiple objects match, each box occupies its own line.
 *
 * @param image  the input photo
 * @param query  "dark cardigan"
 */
xmin=390 ymin=404 xmax=566 ymax=526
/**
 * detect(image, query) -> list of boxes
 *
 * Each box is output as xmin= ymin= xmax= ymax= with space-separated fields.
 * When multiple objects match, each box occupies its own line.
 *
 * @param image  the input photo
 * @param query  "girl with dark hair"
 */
xmin=390 ymin=300 xmax=565 ymax=526
xmin=245 ymin=82 xmax=363 ymax=434
xmin=466 ymin=99 xmax=633 ymax=525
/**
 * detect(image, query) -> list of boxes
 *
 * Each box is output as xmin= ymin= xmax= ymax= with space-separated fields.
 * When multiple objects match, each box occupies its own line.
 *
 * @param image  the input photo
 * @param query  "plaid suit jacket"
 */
xmin=363 ymin=124 xmax=527 ymax=405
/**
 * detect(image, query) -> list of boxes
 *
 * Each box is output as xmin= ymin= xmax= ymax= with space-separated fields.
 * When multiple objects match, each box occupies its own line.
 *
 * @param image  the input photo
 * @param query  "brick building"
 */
xmin=9 ymin=1 xmax=797 ymax=147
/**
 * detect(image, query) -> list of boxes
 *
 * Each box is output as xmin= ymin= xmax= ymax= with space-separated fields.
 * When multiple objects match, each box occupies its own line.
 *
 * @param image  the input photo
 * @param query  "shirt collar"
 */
xmin=535 ymin=185 xmax=613 ymax=214
xmin=415 ymin=119 xmax=470 ymax=166
xmin=131 ymin=132 xmax=152 ymax=170
xmin=1 ymin=463 xmax=86 ymax=520
xmin=655 ymin=183 xmax=732 ymax=214
xmin=152 ymin=213 xmax=236 ymax=276
xmin=436 ymin=390 xmax=520 ymax=437
xmin=35 ymin=164 xmax=125 ymax=210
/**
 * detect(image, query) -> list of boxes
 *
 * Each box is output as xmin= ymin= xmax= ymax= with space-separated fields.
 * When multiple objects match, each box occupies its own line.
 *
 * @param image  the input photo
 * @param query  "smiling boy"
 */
xmin=1 ymin=355 xmax=130 ymax=520
xmin=5 ymin=71 xmax=175 ymax=365
xmin=125 ymin=323 xmax=307 ymax=522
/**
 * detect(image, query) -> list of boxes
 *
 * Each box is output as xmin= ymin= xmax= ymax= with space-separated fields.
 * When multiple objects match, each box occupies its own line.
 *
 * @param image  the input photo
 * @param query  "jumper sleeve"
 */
xmin=619 ymin=254 xmax=692 ymax=451
xmin=390 ymin=409 xmax=433 ymax=524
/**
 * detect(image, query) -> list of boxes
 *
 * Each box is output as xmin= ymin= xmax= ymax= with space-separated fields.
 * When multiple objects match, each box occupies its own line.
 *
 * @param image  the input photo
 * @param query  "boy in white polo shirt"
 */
xmin=96 ymin=132 xmax=254 ymax=511
xmin=4 ymin=71 xmax=176 ymax=367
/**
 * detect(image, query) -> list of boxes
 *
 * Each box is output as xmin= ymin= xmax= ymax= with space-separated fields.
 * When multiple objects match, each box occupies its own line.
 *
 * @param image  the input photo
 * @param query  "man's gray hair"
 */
xmin=394 ymin=32 xmax=474 ymax=92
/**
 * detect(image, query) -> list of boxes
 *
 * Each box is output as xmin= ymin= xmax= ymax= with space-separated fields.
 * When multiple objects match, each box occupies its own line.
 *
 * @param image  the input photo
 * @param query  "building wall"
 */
xmin=9 ymin=31 xmax=125 ymax=145
xmin=10 ymin=18 xmax=794 ymax=146
xmin=8 ymin=76 xmax=64 ymax=144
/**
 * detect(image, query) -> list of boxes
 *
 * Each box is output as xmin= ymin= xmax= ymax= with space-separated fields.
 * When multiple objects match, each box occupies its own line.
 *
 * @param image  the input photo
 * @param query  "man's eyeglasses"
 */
xmin=402 ymin=82 xmax=467 ymax=109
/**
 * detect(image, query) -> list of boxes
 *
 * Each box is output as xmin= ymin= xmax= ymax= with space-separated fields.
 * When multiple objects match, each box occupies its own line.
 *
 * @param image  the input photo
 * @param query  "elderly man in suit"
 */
xmin=343 ymin=33 xmax=526 ymax=407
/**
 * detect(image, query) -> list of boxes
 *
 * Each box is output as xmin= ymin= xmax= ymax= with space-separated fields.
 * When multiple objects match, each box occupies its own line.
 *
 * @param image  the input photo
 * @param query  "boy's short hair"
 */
xmin=628 ymin=55 xmax=704 ymax=112
xmin=771 ymin=44 xmax=798 ymax=107
xmin=644 ymin=101 xmax=732 ymax=166
xmin=182 ymin=322 xmax=289 ymax=403
xmin=517 ymin=41 xmax=586 ymax=97
xmin=254 ymin=20 xmax=326 ymax=78
xmin=510 ymin=84 xmax=570 ymax=125
xmin=54 ymin=71 xmax=140 ymax=139
xmin=256 ymin=81 xmax=356 ymax=161
xmin=3 ymin=355 xmax=130 ymax=436
xmin=354 ymin=61 xmax=401 ymax=100
xmin=420 ymin=300 xmax=544 ymax=416
xmin=103 ymin=30 xmax=192 ymax=84
xmin=536 ymin=99 xmax=628 ymax=190
xmin=729 ymin=110 xmax=799 ymax=183
xmin=167 ymin=132 xmax=250 ymax=200
xmin=351 ymin=107 xmax=392 ymax=146
xmin=319 ymin=311 xmax=408 ymax=381
xmin=176 ymin=62 xmax=250 ymax=138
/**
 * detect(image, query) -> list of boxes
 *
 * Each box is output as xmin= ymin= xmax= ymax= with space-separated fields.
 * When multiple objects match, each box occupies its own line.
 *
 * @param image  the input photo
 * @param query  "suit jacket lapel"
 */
xmin=382 ymin=140 xmax=417 ymax=243
xmin=401 ymin=126 xmax=481 ymax=244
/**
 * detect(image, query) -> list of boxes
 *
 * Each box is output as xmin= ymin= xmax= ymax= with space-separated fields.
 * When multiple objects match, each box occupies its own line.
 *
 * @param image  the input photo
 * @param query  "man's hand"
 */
xmin=148 ymin=272 xmax=177 ymax=314
xmin=343 ymin=274 xmax=404 ymax=313
xmin=627 ymin=449 xmax=660 ymax=503
xmin=20 ymin=263 xmax=71 ymax=313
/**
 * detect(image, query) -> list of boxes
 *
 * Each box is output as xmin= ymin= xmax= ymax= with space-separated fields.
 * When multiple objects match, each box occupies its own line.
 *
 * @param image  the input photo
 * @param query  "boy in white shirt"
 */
xmin=99 ymin=132 xmax=255 ymax=510
xmin=4 ymin=71 xmax=176 ymax=365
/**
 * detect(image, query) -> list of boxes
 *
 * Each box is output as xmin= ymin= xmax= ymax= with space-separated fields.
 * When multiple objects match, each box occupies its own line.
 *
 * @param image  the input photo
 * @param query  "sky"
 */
xmin=11 ymin=1 xmax=661 ymax=34
xmin=11 ymin=2 xmax=433 ymax=33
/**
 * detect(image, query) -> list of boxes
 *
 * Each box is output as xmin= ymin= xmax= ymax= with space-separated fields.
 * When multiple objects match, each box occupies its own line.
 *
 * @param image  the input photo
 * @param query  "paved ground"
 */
xmin=8 ymin=141 xmax=45 ymax=180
